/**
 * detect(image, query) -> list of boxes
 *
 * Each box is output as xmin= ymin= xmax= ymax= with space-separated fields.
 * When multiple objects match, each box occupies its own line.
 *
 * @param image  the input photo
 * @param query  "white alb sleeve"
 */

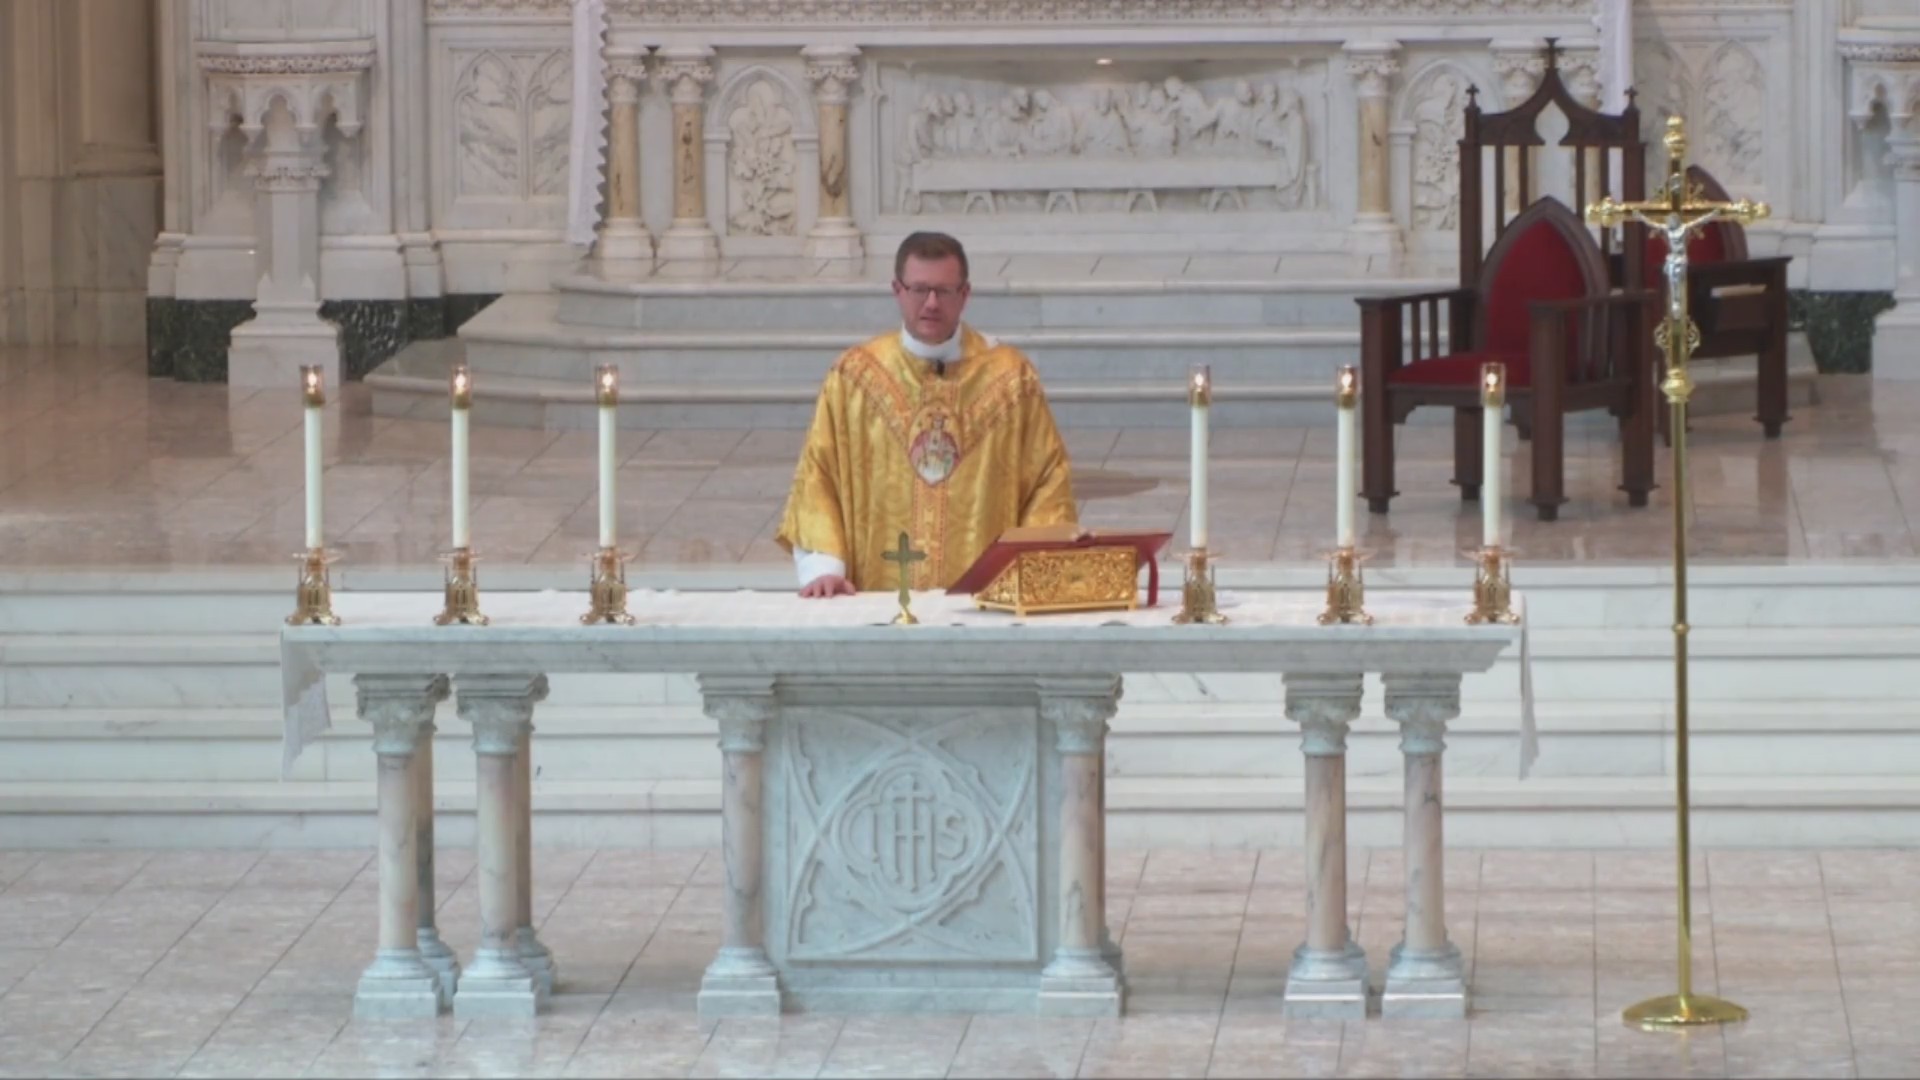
xmin=794 ymin=545 xmax=849 ymax=587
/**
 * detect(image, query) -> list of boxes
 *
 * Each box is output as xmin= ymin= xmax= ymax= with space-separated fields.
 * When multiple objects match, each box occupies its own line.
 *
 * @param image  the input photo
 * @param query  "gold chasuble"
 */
xmin=776 ymin=327 xmax=1078 ymax=590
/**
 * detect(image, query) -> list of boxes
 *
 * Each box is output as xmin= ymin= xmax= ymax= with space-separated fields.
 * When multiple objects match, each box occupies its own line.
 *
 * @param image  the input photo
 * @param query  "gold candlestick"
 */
xmin=1172 ymin=548 xmax=1227 ymax=624
xmin=286 ymin=547 xmax=341 ymax=626
xmin=1588 ymin=114 xmax=1764 ymax=1033
xmin=1466 ymin=545 xmax=1520 ymax=625
xmin=1317 ymin=545 xmax=1371 ymax=625
xmin=434 ymin=546 xmax=488 ymax=626
xmin=581 ymin=546 xmax=636 ymax=625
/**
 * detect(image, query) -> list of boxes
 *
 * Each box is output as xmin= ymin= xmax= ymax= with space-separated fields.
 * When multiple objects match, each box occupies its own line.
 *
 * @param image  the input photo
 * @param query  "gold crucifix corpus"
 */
xmin=882 ymin=529 xmax=927 ymax=625
xmin=1584 ymin=114 xmax=1766 ymax=1033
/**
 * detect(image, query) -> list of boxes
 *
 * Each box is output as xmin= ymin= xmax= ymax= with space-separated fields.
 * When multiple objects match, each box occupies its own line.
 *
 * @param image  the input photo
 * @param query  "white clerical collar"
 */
xmin=900 ymin=325 xmax=961 ymax=365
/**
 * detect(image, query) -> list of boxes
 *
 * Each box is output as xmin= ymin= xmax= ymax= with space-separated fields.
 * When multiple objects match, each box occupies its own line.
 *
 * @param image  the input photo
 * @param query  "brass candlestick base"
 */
xmin=433 ymin=547 xmax=489 ymax=627
xmin=1623 ymin=992 xmax=1749 ymax=1031
xmin=1466 ymin=544 xmax=1521 ymax=625
xmin=286 ymin=547 xmax=342 ymax=626
xmin=891 ymin=605 xmax=920 ymax=626
xmin=1317 ymin=545 xmax=1372 ymax=625
xmin=581 ymin=546 xmax=636 ymax=625
xmin=1173 ymin=548 xmax=1227 ymax=625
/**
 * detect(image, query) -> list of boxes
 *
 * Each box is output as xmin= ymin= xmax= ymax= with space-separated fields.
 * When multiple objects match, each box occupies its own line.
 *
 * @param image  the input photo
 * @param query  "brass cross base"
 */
xmin=433 ymin=547 xmax=489 ymax=627
xmin=286 ymin=547 xmax=342 ymax=626
xmin=891 ymin=605 xmax=921 ymax=626
xmin=1317 ymin=545 xmax=1372 ymax=625
xmin=1173 ymin=548 xmax=1227 ymax=625
xmin=581 ymin=546 xmax=636 ymax=625
xmin=1466 ymin=545 xmax=1521 ymax=626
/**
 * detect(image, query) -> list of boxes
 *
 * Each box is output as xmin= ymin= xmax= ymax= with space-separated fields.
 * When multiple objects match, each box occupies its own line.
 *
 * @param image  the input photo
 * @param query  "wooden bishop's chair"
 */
xmin=1632 ymin=164 xmax=1792 ymax=438
xmin=1358 ymin=198 xmax=1656 ymax=522
xmin=1356 ymin=39 xmax=1657 ymax=523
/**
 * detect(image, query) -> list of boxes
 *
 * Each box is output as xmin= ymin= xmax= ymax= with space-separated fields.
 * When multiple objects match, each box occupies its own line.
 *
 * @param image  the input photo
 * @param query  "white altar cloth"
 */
xmin=280 ymin=587 xmax=1532 ymax=775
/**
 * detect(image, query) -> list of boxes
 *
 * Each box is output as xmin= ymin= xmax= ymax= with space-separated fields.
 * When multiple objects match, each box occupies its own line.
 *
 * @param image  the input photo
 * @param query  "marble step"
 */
xmin=6 ymin=773 xmax=1917 ymax=849
xmin=3 ymin=699 xmax=1911 ymax=786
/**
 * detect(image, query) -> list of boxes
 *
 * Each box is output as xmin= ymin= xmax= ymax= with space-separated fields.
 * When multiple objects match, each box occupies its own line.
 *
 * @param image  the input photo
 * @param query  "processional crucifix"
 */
xmin=1586 ymin=114 xmax=1767 ymax=1032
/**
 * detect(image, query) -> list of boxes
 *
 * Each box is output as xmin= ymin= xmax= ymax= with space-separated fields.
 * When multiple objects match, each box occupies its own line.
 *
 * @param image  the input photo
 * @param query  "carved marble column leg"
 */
xmin=515 ymin=726 xmax=556 ymax=999
xmin=696 ymin=675 xmax=782 ymax=1017
xmin=802 ymin=46 xmax=864 ymax=265
xmin=452 ymin=674 xmax=549 ymax=1019
xmin=655 ymin=46 xmax=720 ymax=266
xmin=411 ymin=727 xmax=459 ymax=1000
xmin=1281 ymin=673 xmax=1368 ymax=1019
xmin=597 ymin=50 xmax=653 ymax=266
xmin=1097 ymin=743 xmax=1123 ymax=978
xmin=1382 ymin=673 xmax=1468 ymax=1018
xmin=353 ymin=674 xmax=451 ymax=1018
xmin=1037 ymin=676 xmax=1124 ymax=1017
xmin=1344 ymin=41 xmax=1403 ymax=265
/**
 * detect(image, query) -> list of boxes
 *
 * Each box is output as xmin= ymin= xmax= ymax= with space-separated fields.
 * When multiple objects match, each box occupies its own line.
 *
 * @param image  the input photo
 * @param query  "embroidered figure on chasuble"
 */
xmin=776 ymin=325 xmax=1077 ymax=591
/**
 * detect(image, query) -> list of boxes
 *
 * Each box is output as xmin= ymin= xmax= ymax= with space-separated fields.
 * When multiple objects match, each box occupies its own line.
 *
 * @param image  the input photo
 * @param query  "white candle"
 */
xmin=595 ymin=365 xmax=619 ymax=548
xmin=1189 ymin=364 xmax=1211 ymax=551
xmin=301 ymin=366 xmax=324 ymax=550
xmin=1335 ymin=366 xmax=1358 ymax=548
xmin=451 ymin=365 xmax=472 ymax=549
xmin=1481 ymin=362 xmax=1504 ymax=547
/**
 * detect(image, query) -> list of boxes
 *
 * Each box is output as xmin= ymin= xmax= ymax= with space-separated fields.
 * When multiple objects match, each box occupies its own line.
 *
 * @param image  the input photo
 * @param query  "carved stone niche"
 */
xmin=704 ymin=65 xmax=817 ymax=241
xmin=1392 ymin=58 xmax=1482 ymax=235
xmin=878 ymin=58 xmax=1327 ymax=217
xmin=1632 ymin=38 xmax=1769 ymax=195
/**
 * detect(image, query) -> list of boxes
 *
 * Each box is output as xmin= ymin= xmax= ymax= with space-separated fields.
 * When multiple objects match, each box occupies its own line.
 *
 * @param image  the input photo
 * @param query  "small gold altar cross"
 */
xmin=1585 ymin=115 xmax=1769 ymax=408
xmin=882 ymin=530 xmax=926 ymax=626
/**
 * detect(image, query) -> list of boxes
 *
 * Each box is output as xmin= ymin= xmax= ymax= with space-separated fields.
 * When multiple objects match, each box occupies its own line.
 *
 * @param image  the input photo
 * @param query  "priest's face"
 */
xmin=894 ymin=254 xmax=970 ymax=345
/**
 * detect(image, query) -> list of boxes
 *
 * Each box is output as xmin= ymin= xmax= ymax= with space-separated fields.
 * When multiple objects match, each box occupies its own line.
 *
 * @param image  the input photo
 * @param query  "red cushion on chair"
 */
xmin=1643 ymin=223 xmax=1729 ymax=288
xmin=1484 ymin=217 xmax=1593 ymax=357
xmin=1388 ymin=351 xmax=1530 ymax=389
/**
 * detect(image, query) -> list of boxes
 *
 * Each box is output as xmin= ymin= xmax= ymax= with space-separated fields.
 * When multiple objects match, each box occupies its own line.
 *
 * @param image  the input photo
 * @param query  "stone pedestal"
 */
xmin=352 ymin=674 xmax=451 ymax=1019
xmin=1874 ymin=134 xmax=1920 ymax=378
xmin=197 ymin=40 xmax=372 ymax=388
xmin=802 ymin=46 xmax=865 ymax=266
xmin=696 ymin=676 xmax=783 ymax=1017
xmin=452 ymin=674 xmax=550 ymax=1019
xmin=597 ymin=50 xmax=654 ymax=268
xmin=656 ymin=46 xmax=720 ymax=266
xmin=1381 ymin=673 xmax=1469 ymax=1018
xmin=1281 ymin=673 xmax=1368 ymax=1019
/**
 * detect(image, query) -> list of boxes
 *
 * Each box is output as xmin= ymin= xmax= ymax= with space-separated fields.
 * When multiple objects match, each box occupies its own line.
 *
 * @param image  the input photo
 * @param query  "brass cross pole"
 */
xmin=882 ymin=530 xmax=926 ymax=626
xmin=1585 ymin=114 xmax=1767 ymax=1033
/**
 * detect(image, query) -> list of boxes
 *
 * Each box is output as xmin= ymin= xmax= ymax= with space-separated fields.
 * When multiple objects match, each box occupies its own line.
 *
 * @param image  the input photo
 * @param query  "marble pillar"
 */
xmin=453 ymin=674 xmax=550 ymax=1019
xmin=1344 ymin=41 xmax=1403 ymax=263
xmin=1281 ymin=673 xmax=1368 ymax=1018
xmin=411 ymin=720 xmax=459 ymax=1000
xmin=801 ymin=45 xmax=864 ymax=265
xmin=197 ymin=42 xmax=373 ymax=389
xmin=1382 ymin=673 xmax=1469 ymax=1018
xmin=515 ymin=726 xmax=557 ymax=996
xmin=352 ymin=674 xmax=451 ymax=1018
xmin=1036 ymin=677 xmax=1124 ymax=1018
xmin=696 ymin=675 xmax=783 ymax=1016
xmin=597 ymin=49 xmax=653 ymax=267
xmin=1875 ymin=134 xmax=1920 ymax=376
xmin=655 ymin=46 xmax=720 ymax=266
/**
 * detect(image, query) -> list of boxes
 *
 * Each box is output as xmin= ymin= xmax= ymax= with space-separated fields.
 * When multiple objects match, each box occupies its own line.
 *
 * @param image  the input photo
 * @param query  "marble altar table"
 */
xmin=280 ymin=588 xmax=1521 ymax=1020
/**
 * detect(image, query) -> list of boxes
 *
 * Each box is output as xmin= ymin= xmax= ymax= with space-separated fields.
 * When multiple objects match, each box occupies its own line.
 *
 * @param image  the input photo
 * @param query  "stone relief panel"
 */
xmin=722 ymin=78 xmax=801 ymax=237
xmin=880 ymin=61 xmax=1324 ymax=216
xmin=1402 ymin=62 xmax=1476 ymax=231
xmin=208 ymin=0 xmax=364 ymax=39
xmin=450 ymin=48 xmax=571 ymax=202
xmin=1633 ymin=39 xmax=1766 ymax=190
xmin=779 ymin=706 xmax=1039 ymax=963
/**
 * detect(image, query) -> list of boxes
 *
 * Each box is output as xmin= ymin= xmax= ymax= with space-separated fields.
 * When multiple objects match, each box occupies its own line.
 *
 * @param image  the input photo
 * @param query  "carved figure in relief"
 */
xmin=1412 ymin=72 xmax=1470 ymax=229
xmin=1126 ymin=84 xmax=1178 ymax=156
xmin=1025 ymin=91 xmax=1075 ymax=156
xmin=455 ymin=53 xmax=523 ymax=196
xmin=948 ymin=92 xmax=982 ymax=156
xmin=1165 ymin=76 xmax=1221 ymax=148
xmin=726 ymin=79 xmax=798 ymax=236
xmin=1073 ymin=88 xmax=1132 ymax=155
xmin=1701 ymin=46 xmax=1764 ymax=184
xmin=1216 ymin=80 xmax=1259 ymax=147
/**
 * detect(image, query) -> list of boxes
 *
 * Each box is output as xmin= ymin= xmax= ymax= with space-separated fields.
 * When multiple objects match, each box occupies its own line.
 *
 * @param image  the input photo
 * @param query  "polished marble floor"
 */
xmin=4 ymin=346 xmax=1919 ymax=569
xmin=0 ymin=846 xmax=1912 ymax=1078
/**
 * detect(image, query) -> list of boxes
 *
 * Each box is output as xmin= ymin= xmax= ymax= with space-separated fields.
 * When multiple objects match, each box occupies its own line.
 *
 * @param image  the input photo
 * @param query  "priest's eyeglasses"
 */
xmin=898 ymin=283 xmax=965 ymax=303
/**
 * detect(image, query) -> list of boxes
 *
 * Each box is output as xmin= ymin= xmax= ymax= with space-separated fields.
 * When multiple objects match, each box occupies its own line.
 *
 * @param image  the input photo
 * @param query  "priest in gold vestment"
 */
xmin=778 ymin=232 xmax=1077 ymax=596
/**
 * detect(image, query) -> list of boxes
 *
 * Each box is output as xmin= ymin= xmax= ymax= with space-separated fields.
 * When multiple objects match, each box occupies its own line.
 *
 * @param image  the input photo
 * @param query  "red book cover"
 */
xmin=946 ymin=524 xmax=1173 ymax=607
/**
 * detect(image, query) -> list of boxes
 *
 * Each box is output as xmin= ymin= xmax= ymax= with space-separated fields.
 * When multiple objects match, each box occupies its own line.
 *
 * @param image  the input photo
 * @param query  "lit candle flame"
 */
xmin=1336 ymin=365 xmax=1359 ymax=407
xmin=1481 ymin=362 xmax=1505 ymax=405
xmin=595 ymin=364 xmax=619 ymax=406
xmin=300 ymin=365 xmax=325 ymax=407
xmin=1189 ymin=364 xmax=1211 ymax=406
xmin=450 ymin=366 xmax=473 ymax=409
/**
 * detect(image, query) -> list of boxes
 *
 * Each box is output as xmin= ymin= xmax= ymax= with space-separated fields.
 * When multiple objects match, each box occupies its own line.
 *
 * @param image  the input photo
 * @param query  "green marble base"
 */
xmin=146 ymin=294 xmax=500 ymax=383
xmin=1788 ymin=290 xmax=1896 ymax=375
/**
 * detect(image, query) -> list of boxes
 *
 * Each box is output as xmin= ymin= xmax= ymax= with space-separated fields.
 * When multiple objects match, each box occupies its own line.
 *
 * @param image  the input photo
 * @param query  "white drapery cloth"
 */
xmin=565 ymin=0 xmax=610 ymax=247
